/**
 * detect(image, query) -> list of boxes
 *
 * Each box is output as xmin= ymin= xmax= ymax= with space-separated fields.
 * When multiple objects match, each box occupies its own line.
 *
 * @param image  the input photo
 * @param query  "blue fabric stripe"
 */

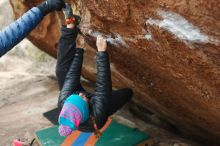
xmin=72 ymin=132 xmax=92 ymax=146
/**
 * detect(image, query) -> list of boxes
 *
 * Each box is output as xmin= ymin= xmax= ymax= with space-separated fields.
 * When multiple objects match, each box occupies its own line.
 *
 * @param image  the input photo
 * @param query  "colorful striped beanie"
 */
xmin=58 ymin=94 xmax=89 ymax=136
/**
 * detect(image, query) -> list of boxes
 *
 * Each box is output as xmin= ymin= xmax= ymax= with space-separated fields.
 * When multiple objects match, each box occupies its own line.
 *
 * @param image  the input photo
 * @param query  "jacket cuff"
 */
xmin=76 ymin=48 xmax=84 ymax=53
xmin=37 ymin=1 xmax=48 ymax=16
xmin=97 ymin=51 xmax=108 ymax=57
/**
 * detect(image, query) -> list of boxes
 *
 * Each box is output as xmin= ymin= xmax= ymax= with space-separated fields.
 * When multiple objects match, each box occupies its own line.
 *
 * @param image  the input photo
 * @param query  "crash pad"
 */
xmin=35 ymin=118 xmax=150 ymax=146
xmin=35 ymin=126 xmax=65 ymax=146
xmin=43 ymin=107 xmax=61 ymax=125
xmin=95 ymin=121 xmax=150 ymax=146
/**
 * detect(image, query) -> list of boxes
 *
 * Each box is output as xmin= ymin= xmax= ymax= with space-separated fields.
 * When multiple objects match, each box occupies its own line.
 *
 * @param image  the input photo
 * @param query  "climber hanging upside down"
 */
xmin=0 ymin=0 xmax=65 ymax=57
xmin=56 ymin=4 xmax=133 ymax=137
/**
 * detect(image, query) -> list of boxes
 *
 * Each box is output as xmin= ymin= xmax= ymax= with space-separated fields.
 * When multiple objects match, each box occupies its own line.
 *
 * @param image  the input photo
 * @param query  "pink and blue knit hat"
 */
xmin=58 ymin=94 xmax=89 ymax=136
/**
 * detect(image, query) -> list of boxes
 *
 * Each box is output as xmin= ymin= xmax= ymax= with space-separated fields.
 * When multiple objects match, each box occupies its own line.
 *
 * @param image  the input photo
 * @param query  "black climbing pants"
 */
xmin=56 ymin=26 xmax=133 ymax=117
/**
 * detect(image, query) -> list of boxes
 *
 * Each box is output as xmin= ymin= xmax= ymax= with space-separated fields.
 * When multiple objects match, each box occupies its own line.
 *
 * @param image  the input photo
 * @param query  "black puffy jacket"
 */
xmin=58 ymin=48 xmax=112 ymax=132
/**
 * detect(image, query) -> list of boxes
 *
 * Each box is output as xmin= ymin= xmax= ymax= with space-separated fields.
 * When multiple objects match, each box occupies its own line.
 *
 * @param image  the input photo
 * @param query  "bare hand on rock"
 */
xmin=96 ymin=35 xmax=107 ymax=52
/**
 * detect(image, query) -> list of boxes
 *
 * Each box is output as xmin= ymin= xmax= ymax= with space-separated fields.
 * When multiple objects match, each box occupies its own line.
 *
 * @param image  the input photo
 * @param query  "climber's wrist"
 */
xmin=37 ymin=0 xmax=65 ymax=16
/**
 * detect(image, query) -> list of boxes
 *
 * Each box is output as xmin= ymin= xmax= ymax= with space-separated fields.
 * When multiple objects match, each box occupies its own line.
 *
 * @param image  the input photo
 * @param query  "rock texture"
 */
xmin=9 ymin=0 xmax=220 ymax=144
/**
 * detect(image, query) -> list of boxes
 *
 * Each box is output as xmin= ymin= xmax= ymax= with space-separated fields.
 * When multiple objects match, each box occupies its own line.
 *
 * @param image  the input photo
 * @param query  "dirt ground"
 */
xmin=0 ymin=39 xmax=58 ymax=145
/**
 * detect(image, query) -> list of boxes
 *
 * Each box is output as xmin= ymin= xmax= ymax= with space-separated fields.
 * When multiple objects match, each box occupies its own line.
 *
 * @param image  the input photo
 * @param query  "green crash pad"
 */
xmin=35 ymin=120 xmax=150 ymax=146
xmin=35 ymin=126 xmax=65 ymax=146
xmin=96 ymin=121 xmax=150 ymax=146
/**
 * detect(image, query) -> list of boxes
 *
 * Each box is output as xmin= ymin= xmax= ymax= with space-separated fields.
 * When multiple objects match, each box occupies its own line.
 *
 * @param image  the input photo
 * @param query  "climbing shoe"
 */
xmin=63 ymin=3 xmax=81 ymax=26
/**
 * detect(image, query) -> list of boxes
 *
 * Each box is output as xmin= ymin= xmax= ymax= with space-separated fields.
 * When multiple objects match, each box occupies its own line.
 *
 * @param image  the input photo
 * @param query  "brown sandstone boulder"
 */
xmin=9 ymin=0 xmax=220 ymax=144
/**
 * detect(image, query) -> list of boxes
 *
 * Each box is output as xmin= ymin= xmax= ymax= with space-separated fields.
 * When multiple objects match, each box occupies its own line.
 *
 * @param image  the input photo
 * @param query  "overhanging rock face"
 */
xmin=10 ymin=0 xmax=220 ymax=144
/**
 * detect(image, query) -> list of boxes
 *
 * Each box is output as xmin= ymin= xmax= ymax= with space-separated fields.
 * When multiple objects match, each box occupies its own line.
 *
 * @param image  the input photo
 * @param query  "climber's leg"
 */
xmin=56 ymin=3 xmax=81 ymax=90
xmin=107 ymin=88 xmax=133 ymax=116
